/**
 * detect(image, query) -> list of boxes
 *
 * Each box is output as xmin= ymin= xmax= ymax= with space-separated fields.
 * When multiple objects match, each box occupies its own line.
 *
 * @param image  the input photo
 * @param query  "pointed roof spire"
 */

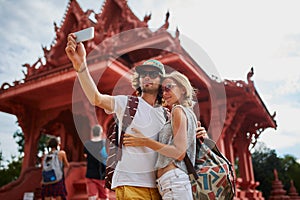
xmin=289 ymin=180 xmax=300 ymax=200
xmin=269 ymin=169 xmax=290 ymax=200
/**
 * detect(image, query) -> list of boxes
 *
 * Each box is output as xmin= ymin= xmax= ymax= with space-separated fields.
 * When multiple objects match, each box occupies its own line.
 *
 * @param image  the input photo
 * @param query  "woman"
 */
xmin=41 ymin=137 xmax=70 ymax=200
xmin=124 ymin=71 xmax=197 ymax=200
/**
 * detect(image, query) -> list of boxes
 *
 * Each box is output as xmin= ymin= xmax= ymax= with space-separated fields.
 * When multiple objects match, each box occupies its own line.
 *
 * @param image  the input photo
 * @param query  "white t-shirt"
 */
xmin=108 ymin=96 xmax=166 ymax=189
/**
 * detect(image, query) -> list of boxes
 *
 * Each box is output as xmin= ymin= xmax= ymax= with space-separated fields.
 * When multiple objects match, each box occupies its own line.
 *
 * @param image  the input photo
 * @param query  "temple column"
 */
xmin=234 ymin=130 xmax=251 ymax=190
xmin=209 ymin=92 xmax=226 ymax=152
xmin=12 ymin=104 xmax=41 ymax=173
xmin=222 ymin=102 xmax=244 ymax=172
xmin=224 ymin=126 xmax=238 ymax=176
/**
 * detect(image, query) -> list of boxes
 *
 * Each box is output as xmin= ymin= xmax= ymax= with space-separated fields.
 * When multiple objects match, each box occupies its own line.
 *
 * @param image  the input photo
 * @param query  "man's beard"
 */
xmin=141 ymin=86 xmax=158 ymax=95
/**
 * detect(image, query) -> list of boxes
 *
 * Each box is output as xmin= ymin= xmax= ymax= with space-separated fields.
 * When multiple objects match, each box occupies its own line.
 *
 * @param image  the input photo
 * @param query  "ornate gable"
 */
xmin=21 ymin=0 xmax=93 ymax=82
xmin=2 ymin=0 xmax=172 ymax=86
xmin=45 ymin=0 xmax=90 ymax=66
xmin=94 ymin=0 xmax=151 ymax=34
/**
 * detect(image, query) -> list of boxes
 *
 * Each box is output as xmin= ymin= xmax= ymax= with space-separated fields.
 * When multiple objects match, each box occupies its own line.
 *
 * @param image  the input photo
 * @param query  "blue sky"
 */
xmin=0 ymin=0 xmax=300 ymax=164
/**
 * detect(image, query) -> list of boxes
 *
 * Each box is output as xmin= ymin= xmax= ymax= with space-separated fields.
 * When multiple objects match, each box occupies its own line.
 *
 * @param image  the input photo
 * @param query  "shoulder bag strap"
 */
xmin=117 ymin=95 xmax=139 ymax=160
xmin=184 ymin=153 xmax=198 ymax=179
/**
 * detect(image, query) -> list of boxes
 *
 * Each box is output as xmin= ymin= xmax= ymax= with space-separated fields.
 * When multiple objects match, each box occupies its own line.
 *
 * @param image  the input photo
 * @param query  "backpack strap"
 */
xmin=162 ymin=107 xmax=170 ymax=122
xmin=184 ymin=153 xmax=198 ymax=179
xmin=117 ymin=95 xmax=139 ymax=160
xmin=105 ymin=96 xmax=139 ymax=189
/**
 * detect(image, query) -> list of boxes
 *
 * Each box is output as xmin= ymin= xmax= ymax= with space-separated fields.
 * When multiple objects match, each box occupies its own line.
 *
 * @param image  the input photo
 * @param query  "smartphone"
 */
xmin=74 ymin=27 xmax=94 ymax=43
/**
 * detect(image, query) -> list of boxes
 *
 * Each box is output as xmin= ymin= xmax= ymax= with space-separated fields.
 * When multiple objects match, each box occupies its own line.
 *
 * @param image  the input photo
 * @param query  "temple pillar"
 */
xmin=209 ymin=92 xmax=223 ymax=146
xmin=222 ymin=101 xmax=243 ymax=167
xmin=223 ymin=126 xmax=237 ymax=188
xmin=12 ymin=104 xmax=41 ymax=173
xmin=22 ymin=129 xmax=40 ymax=171
xmin=235 ymin=130 xmax=251 ymax=190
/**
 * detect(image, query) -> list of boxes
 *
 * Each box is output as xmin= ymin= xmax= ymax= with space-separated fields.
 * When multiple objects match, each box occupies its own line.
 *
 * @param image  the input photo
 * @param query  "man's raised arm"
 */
xmin=65 ymin=33 xmax=114 ymax=112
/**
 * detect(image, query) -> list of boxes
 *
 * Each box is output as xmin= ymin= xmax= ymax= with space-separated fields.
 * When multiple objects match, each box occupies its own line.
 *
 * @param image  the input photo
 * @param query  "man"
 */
xmin=66 ymin=34 xmax=166 ymax=199
xmin=84 ymin=125 xmax=108 ymax=200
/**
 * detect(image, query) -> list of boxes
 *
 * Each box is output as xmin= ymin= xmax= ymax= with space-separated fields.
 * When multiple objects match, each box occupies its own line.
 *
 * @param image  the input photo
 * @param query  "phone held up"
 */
xmin=74 ymin=27 xmax=94 ymax=43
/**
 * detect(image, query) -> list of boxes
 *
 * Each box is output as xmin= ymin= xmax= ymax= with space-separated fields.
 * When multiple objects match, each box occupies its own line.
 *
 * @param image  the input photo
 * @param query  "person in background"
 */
xmin=41 ymin=137 xmax=69 ymax=200
xmin=124 ymin=71 xmax=197 ymax=199
xmin=84 ymin=124 xmax=109 ymax=200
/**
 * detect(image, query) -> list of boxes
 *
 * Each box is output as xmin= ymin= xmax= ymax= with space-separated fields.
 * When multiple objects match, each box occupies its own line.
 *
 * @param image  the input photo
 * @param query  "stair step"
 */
xmin=70 ymin=193 xmax=88 ymax=200
xmin=73 ymin=179 xmax=87 ymax=191
xmin=71 ymin=179 xmax=116 ymax=200
xmin=70 ymin=192 xmax=116 ymax=200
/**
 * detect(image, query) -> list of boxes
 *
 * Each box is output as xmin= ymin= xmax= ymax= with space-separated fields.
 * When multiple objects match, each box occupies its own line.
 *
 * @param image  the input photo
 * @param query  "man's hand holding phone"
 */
xmin=73 ymin=27 xmax=94 ymax=43
xmin=65 ymin=27 xmax=94 ymax=72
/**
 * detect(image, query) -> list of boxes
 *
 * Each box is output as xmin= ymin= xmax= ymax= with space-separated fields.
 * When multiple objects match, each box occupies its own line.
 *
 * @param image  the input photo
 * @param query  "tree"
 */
xmin=0 ymin=156 xmax=22 ymax=187
xmin=0 ymin=128 xmax=50 ymax=187
xmin=13 ymin=128 xmax=24 ymax=154
xmin=12 ymin=128 xmax=50 ymax=164
xmin=280 ymin=154 xmax=300 ymax=193
xmin=252 ymin=142 xmax=300 ymax=199
xmin=0 ymin=145 xmax=4 ymax=169
xmin=252 ymin=142 xmax=280 ymax=198
xmin=0 ymin=129 xmax=24 ymax=187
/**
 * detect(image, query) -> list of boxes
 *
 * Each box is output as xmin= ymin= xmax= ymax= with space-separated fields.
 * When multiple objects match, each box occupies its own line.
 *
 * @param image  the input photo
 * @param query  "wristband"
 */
xmin=76 ymin=66 xmax=87 ymax=73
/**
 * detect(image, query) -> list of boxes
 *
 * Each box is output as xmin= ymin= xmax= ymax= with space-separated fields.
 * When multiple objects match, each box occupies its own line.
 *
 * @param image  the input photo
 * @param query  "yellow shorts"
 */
xmin=115 ymin=185 xmax=161 ymax=200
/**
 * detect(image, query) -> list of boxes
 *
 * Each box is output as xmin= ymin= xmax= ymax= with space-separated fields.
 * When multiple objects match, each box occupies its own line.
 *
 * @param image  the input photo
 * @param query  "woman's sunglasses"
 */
xmin=139 ymin=70 xmax=162 ymax=79
xmin=162 ymin=83 xmax=177 ymax=92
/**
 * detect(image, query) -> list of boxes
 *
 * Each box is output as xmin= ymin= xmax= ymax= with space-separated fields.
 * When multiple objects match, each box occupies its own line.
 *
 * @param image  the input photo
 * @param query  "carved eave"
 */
xmin=224 ymin=68 xmax=277 ymax=148
xmin=19 ymin=0 xmax=97 ymax=83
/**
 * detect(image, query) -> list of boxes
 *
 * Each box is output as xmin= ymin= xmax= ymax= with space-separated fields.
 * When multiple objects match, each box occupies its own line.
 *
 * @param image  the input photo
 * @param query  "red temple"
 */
xmin=0 ymin=0 xmax=277 ymax=199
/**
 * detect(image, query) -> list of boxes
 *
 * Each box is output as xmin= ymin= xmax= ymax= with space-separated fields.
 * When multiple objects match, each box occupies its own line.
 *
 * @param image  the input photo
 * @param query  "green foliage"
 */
xmin=0 ymin=129 xmax=24 ymax=187
xmin=38 ymin=134 xmax=51 ymax=155
xmin=12 ymin=129 xmax=24 ymax=154
xmin=0 ymin=156 xmax=22 ymax=187
xmin=252 ymin=142 xmax=300 ymax=199
xmin=281 ymin=155 xmax=300 ymax=193
xmin=0 ymin=128 xmax=50 ymax=187
xmin=12 ymin=129 xmax=50 ymax=163
xmin=0 ymin=148 xmax=4 ymax=169
xmin=252 ymin=143 xmax=278 ymax=198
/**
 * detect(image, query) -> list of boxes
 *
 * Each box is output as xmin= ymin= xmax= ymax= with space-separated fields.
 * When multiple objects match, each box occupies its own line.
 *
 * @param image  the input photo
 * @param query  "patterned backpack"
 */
xmin=184 ymin=138 xmax=235 ymax=200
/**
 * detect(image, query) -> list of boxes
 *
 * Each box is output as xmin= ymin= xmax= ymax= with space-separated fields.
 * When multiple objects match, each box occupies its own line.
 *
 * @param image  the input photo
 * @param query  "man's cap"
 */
xmin=135 ymin=59 xmax=165 ymax=76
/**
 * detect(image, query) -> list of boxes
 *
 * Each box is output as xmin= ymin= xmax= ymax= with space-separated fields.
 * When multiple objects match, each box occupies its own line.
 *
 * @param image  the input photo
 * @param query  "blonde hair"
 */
xmin=164 ymin=71 xmax=196 ymax=107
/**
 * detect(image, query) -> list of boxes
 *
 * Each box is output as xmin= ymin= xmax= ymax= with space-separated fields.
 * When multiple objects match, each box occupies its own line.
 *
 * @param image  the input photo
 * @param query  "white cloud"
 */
xmin=276 ymin=76 xmax=300 ymax=96
xmin=276 ymin=34 xmax=300 ymax=57
xmin=0 ymin=113 xmax=19 ymax=162
xmin=259 ymin=103 xmax=300 ymax=153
